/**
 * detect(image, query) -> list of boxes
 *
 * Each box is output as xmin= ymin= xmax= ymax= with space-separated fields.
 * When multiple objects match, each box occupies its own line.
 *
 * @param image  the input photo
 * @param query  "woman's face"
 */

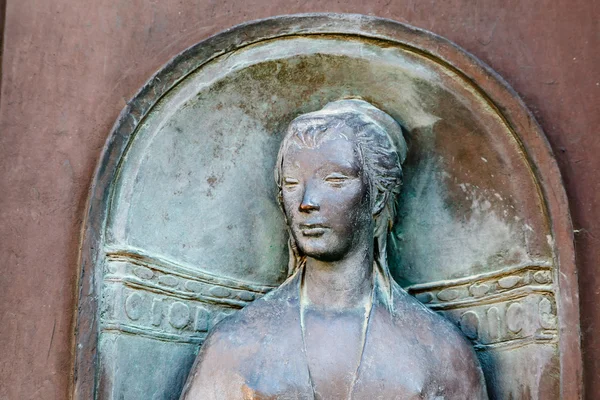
xmin=281 ymin=134 xmax=374 ymax=261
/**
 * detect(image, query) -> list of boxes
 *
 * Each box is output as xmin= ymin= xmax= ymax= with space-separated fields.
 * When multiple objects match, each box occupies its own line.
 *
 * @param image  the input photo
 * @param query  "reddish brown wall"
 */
xmin=0 ymin=1 xmax=597 ymax=398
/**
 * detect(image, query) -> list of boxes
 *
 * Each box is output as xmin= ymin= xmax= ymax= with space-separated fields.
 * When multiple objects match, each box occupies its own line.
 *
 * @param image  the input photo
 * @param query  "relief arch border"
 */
xmin=71 ymin=13 xmax=582 ymax=399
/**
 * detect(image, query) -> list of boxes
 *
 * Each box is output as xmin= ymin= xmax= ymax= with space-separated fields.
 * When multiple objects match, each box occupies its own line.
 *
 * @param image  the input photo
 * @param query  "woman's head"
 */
xmin=275 ymin=99 xmax=407 ymax=280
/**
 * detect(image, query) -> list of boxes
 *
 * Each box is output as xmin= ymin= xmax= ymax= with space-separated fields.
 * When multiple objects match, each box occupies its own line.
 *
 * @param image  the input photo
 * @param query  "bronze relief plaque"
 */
xmin=72 ymin=14 xmax=581 ymax=400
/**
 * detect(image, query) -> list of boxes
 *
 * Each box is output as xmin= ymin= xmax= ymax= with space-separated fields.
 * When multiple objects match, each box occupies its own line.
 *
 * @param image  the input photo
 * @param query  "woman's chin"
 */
xmin=299 ymin=242 xmax=348 ymax=262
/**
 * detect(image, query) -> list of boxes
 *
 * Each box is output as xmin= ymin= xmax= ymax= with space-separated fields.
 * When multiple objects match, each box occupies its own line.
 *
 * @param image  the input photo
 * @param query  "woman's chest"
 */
xmin=243 ymin=332 xmax=439 ymax=400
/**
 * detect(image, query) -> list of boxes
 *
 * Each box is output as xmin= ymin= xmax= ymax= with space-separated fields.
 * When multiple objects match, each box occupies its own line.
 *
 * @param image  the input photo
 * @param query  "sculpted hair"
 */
xmin=274 ymin=99 xmax=408 ymax=306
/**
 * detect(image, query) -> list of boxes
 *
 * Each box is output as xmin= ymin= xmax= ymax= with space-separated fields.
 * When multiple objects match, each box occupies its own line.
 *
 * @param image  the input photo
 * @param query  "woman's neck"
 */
xmin=302 ymin=246 xmax=374 ymax=310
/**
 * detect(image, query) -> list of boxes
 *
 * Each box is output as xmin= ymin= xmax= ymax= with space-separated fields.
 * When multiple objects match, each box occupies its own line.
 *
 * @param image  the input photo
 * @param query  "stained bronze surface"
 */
xmin=68 ymin=15 xmax=580 ymax=399
xmin=181 ymin=99 xmax=487 ymax=399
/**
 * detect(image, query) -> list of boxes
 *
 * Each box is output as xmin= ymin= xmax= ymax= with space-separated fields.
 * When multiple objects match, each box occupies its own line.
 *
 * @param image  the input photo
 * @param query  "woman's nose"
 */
xmin=299 ymin=184 xmax=320 ymax=212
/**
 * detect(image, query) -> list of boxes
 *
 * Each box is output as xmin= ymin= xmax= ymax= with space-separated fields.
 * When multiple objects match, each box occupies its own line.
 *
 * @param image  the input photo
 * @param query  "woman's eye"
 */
xmin=325 ymin=174 xmax=349 ymax=184
xmin=284 ymin=178 xmax=299 ymax=187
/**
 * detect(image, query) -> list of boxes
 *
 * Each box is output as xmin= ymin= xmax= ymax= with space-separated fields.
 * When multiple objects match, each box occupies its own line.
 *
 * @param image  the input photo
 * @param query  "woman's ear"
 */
xmin=372 ymin=190 xmax=387 ymax=216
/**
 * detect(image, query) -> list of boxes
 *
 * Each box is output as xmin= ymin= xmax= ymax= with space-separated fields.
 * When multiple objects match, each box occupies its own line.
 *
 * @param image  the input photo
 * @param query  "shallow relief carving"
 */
xmin=73 ymin=14 xmax=581 ymax=400
xmin=408 ymin=263 xmax=558 ymax=347
xmin=101 ymin=251 xmax=270 ymax=343
xmin=178 ymin=99 xmax=488 ymax=399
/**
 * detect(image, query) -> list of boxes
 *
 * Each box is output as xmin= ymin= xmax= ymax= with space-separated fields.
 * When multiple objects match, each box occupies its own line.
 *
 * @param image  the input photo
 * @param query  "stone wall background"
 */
xmin=0 ymin=1 xmax=598 ymax=398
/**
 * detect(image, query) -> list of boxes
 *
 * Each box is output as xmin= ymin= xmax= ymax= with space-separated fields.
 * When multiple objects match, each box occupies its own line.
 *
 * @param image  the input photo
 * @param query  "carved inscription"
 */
xmin=406 ymin=263 xmax=558 ymax=351
xmin=100 ymin=250 xmax=273 ymax=344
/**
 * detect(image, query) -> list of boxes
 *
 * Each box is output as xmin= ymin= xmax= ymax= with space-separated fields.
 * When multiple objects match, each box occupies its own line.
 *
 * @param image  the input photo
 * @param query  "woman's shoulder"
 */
xmin=181 ymin=277 xmax=305 ymax=399
xmin=389 ymin=283 xmax=469 ymax=345
xmin=202 ymin=276 xmax=300 ymax=349
xmin=386 ymin=284 xmax=488 ymax=397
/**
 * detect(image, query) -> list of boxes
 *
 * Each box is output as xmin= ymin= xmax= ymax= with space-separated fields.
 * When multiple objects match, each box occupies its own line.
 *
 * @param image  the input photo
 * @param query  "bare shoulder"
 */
xmin=201 ymin=278 xmax=298 ymax=347
xmin=434 ymin=319 xmax=488 ymax=399
xmin=391 ymin=286 xmax=489 ymax=399
xmin=190 ymin=284 xmax=293 ymax=366
xmin=180 ymin=283 xmax=298 ymax=399
xmin=178 ymin=309 xmax=256 ymax=400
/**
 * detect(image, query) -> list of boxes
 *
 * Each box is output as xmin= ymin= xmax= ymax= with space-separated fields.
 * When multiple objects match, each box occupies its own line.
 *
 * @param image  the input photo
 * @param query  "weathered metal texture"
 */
xmin=2 ymin=3 xmax=598 ymax=400
xmin=70 ymin=14 xmax=580 ymax=400
xmin=182 ymin=99 xmax=488 ymax=399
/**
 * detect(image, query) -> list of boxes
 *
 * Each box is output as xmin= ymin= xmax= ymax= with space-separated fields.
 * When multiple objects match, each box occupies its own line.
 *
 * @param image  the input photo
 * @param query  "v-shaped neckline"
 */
xmin=298 ymin=265 xmax=375 ymax=400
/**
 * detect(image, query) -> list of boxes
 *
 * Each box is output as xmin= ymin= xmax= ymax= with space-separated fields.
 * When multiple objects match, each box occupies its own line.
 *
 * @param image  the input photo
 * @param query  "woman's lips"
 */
xmin=299 ymin=223 xmax=328 ymax=237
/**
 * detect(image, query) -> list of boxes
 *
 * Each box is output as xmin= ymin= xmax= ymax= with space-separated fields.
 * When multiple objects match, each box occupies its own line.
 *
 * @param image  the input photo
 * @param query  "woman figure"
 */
xmin=181 ymin=99 xmax=488 ymax=399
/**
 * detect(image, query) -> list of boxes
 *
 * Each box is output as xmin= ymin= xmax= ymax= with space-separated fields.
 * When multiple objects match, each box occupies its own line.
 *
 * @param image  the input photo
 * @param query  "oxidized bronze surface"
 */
xmin=181 ymin=99 xmax=487 ymax=399
xmin=71 ymin=14 xmax=581 ymax=400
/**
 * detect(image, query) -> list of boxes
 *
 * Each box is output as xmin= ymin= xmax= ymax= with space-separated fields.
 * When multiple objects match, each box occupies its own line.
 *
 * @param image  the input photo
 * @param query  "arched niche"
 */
xmin=72 ymin=14 xmax=581 ymax=400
